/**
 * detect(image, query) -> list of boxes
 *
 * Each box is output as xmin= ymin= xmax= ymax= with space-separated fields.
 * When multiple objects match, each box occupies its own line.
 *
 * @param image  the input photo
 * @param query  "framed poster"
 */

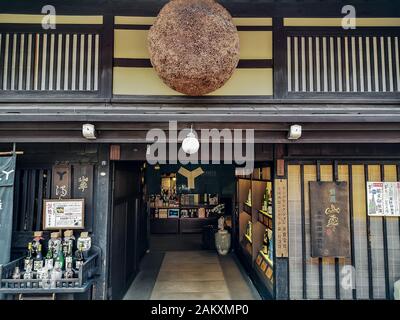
xmin=309 ymin=182 xmax=351 ymax=258
xmin=43 ymin=199 xmax=85 ymax=230
xmin=367 ymin=182 xmax=400 ymax=216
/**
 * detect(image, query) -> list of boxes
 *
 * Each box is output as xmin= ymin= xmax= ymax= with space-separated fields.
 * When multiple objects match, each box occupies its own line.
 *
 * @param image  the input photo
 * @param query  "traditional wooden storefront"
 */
xmin=0 ymin=0 xmax=400 ymax=300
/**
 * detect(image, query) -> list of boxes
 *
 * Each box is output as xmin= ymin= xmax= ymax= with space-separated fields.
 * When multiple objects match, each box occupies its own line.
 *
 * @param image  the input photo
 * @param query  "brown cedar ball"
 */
xmin=148 ymin=0 xmax=240 ymax=96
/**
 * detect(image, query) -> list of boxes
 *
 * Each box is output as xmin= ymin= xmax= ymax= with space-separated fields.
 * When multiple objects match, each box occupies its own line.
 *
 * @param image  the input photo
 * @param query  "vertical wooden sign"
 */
xmin=73 ymin=164 xmax=94 ymax=231
xmin=310 ymin=181 xmax=351 ymax=258
xmin=275 ymin=179 xmax=288 ymax=257
xmin=276 ymin=159 xmax=285 ymax=177
xmin=51 ymin=164 xmax=71 ymax=199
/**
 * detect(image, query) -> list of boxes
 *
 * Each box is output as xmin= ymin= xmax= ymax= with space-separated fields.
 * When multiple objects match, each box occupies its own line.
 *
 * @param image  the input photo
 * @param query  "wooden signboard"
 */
xmin=51 ymin=164 xmax=71 ymax=199
xmin=310 ymin=182 xmax=351 ymax=258
xmin=275 ymin=179 xmax=288 ymax=257
xmin=43 ymin=199 xmax=85 ymax=230
xmin=73 ymin=164 xmax=94 ymax=231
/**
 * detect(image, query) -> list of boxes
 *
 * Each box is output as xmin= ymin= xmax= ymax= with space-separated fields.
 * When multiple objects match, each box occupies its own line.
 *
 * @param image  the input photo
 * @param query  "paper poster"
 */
xmin=43 ymin=199 xmax=85 ymax=229
xmin=368 ymin=182 xmax=400 ymax=216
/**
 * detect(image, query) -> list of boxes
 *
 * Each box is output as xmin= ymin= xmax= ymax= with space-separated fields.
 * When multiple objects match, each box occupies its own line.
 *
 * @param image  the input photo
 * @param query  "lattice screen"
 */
xmin=287 ymin=36 xmax=400 ymax=93
xmin=0 ymin=33 xmax=100 ymax=91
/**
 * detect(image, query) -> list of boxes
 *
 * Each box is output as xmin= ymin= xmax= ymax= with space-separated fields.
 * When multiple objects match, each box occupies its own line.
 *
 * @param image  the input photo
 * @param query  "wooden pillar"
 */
xmin=92 ymin=144 xmax=112 ymax=300
xmin=273 ymin=144 xmax=290 ymax=300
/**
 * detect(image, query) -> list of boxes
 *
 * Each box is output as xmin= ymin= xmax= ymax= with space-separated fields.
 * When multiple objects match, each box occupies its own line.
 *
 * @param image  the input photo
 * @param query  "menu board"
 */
xmin=367 ymin=182 xmax=400 ymax=216
xmin=43 ymin=199 xmax=85 ymax=230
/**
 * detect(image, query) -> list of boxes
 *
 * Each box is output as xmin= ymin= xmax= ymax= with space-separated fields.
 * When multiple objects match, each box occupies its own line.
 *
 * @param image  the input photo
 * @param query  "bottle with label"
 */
xmin=64 ymin=239 xmax=74 ymax=279
xmin=45 ymin=245 xmax=54 ymax=270
xmin=48 ymin=232 xmax=62 ymax=259
xmin=32 ymin=231 xmax=44 ymax=258
xmin=33 ymin=244 xmax=44 ymax=272
xmin=23 ymin=264 xmax=33 ymax=288
xmin=267 ymin=186 xmax=273 ymax=215
xmin=54 ymin=247 xmax=65 ymax=270
xmin=24 ymin=242 xmax=34 ymax=271
xmin=75 ymin=243 xmax=85 ymax=270
xmin=12 ymin=267 xmax=21 ymax=279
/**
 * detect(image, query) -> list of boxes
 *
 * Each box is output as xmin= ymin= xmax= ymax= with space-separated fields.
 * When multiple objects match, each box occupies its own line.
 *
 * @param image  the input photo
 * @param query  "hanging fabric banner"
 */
xmin=0 ymin=155 xmax=16 ymax=265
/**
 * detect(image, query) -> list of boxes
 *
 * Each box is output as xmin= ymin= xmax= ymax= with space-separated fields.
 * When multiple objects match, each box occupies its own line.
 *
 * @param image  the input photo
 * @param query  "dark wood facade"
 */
xmin=0 ymin=0 xmax=400 ymax=300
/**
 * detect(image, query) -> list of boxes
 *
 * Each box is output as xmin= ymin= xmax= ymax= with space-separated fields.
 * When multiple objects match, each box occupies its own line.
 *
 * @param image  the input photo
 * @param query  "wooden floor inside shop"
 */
xmin=123 ymin=250 xmax=261 ymax=300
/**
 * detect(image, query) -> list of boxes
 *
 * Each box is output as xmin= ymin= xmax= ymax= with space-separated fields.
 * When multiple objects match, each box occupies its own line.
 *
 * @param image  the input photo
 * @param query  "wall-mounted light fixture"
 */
xmin=288 ymin=124 xmax=302 ymax=140
xmin=82 ymin=124 xmax=97 ymax=140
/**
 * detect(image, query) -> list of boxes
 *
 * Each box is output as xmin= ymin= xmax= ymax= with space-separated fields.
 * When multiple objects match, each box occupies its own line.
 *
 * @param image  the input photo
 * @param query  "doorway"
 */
xmin=109 ymin=161 xmax=262 ymax=300
xmin=108 ymin=161 xmax=147 ymax=300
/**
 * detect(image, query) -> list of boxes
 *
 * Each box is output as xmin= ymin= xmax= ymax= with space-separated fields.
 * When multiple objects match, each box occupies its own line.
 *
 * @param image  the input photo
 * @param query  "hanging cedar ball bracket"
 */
xmin=148 ymin=0 xmax=240 ymax=96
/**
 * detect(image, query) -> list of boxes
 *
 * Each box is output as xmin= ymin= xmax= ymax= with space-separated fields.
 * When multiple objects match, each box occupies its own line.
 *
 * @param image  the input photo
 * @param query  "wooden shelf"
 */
xmin=258 ymin=209 xmax=272 ymax=219
xmin=259 ymin=250 xmax=273 ymax=267
xmin=179 ymin=217 xmax=215 ymax=220
xmin=244 ymin=233 xmax=252 ymax=244
xmin=238 ymin=178 xmax=271 ymax=182
xmin=254 ymin=260 xmax=274 ymax=295
xmin=243 ymin=202 xmax=252 ymax=215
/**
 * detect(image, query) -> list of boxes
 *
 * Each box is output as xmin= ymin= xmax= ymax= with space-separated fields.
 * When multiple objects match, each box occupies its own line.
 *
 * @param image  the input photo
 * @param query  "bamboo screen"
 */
xmin=287 ymin=162 xmax=400 ymax=300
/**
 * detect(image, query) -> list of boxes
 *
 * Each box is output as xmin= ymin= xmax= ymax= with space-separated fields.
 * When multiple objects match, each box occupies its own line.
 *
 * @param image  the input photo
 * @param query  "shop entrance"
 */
xmin=109 ymin=161 xmax=265 ymax=300
xmin=147 ymin=164 xmax=235 ymax=252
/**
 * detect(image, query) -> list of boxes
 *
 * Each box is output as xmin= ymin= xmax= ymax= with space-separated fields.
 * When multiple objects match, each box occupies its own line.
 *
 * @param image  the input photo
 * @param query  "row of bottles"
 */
xmin=13 ymin=231 xmax=90 ymax=285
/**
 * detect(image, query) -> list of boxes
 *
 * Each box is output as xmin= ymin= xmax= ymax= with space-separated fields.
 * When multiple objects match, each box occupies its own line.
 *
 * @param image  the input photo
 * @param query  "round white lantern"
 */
xmin=182 ymin=130 xmax=200 ymax=155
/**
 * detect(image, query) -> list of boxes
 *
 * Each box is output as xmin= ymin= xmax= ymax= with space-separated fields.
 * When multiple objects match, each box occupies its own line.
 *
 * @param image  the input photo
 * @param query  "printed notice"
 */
xmin=368 ymin=182 xmax=400 ymax=217
xmin=43 ymin=199 xmax=85 ymax=229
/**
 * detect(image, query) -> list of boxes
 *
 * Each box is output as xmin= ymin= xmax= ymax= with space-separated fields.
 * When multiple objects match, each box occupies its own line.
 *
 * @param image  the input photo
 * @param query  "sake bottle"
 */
xmin=75 ymin=243 xmax=85 ymax=270
xmin=33 ymin=244 xmax=44 ymax=271
xmin=24 ymin=242 xmax=33 ymax=271
xmin=45 ymin=245 xmax=54 ymax=270
xmin=54 ymin=247 xmax=65 ymax=270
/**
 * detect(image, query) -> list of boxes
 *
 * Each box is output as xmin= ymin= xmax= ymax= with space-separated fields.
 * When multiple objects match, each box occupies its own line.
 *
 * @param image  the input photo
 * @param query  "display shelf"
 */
xmin=257 ymin=211 xmax=273 ymax=229
xmin=243 ymin=202 xmax=252 ymax=215
xmin=244 ymin=233 xmax=252 ymax=244
xmin=259 ymin=250 xmax=273 ymax=267
xmin=254 ymin=258 xmax=274 ymax=295
xmin=152 ymin=206 xmax=180 ymax=209
xmin=257 ymin=218 xmax=272 ymax=230
xmin=240 ymin=240 xmax=253 ymax=262
xmin=180 ymin=205 xmax=215 ymax=208
xmin=179 ymin=217 xmax=213 ymax=220
xmin=258 ymin=209 xmax=272 ymax=219
xmin=0 ymin=246 xmax=100 ymax=294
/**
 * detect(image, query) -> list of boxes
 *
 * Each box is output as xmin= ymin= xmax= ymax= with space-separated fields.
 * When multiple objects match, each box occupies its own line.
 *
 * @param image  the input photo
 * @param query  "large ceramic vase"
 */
xmin=215 ymin=230 xmax=231 ymax=255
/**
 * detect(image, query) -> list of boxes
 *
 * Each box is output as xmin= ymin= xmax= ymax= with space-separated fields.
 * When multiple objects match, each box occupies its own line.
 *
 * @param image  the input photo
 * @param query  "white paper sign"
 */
xmin=43 ymin=199 xmax=85 ymax=229
xmin=367 ymin=182 xmax=400 ymax=216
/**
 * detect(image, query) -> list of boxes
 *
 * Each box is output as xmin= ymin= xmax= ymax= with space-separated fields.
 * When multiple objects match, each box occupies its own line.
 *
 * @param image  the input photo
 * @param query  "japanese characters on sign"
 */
xmin=52 ymin=164 xmax=71 ymax=199
xmin=0 ymin=156 xmax=17 ymax=265
xmin=310 ymin=182 xmax=351 ymax=258
xmin=367 ymin=182 xmax=400 ymax=216
xmin=43 ymin=199 xmax=85 ymax=230
xmin=275 ymin=179 xmax=288 ymax=258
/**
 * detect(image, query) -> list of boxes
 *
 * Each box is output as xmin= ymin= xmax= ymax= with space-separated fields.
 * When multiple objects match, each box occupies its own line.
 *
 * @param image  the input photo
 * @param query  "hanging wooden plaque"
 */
xmin=310 ymin=181 xmax=351 ymax=258
xmin=275 ymin=179 xmax=288 ymax=257
xmin=51 ymin=164 xmax=71 ymax=199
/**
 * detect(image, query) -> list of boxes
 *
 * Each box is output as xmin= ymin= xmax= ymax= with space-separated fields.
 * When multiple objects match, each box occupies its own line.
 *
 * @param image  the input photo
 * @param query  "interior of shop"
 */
xmin=109 ymin=161 xmax=273 ymax=300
